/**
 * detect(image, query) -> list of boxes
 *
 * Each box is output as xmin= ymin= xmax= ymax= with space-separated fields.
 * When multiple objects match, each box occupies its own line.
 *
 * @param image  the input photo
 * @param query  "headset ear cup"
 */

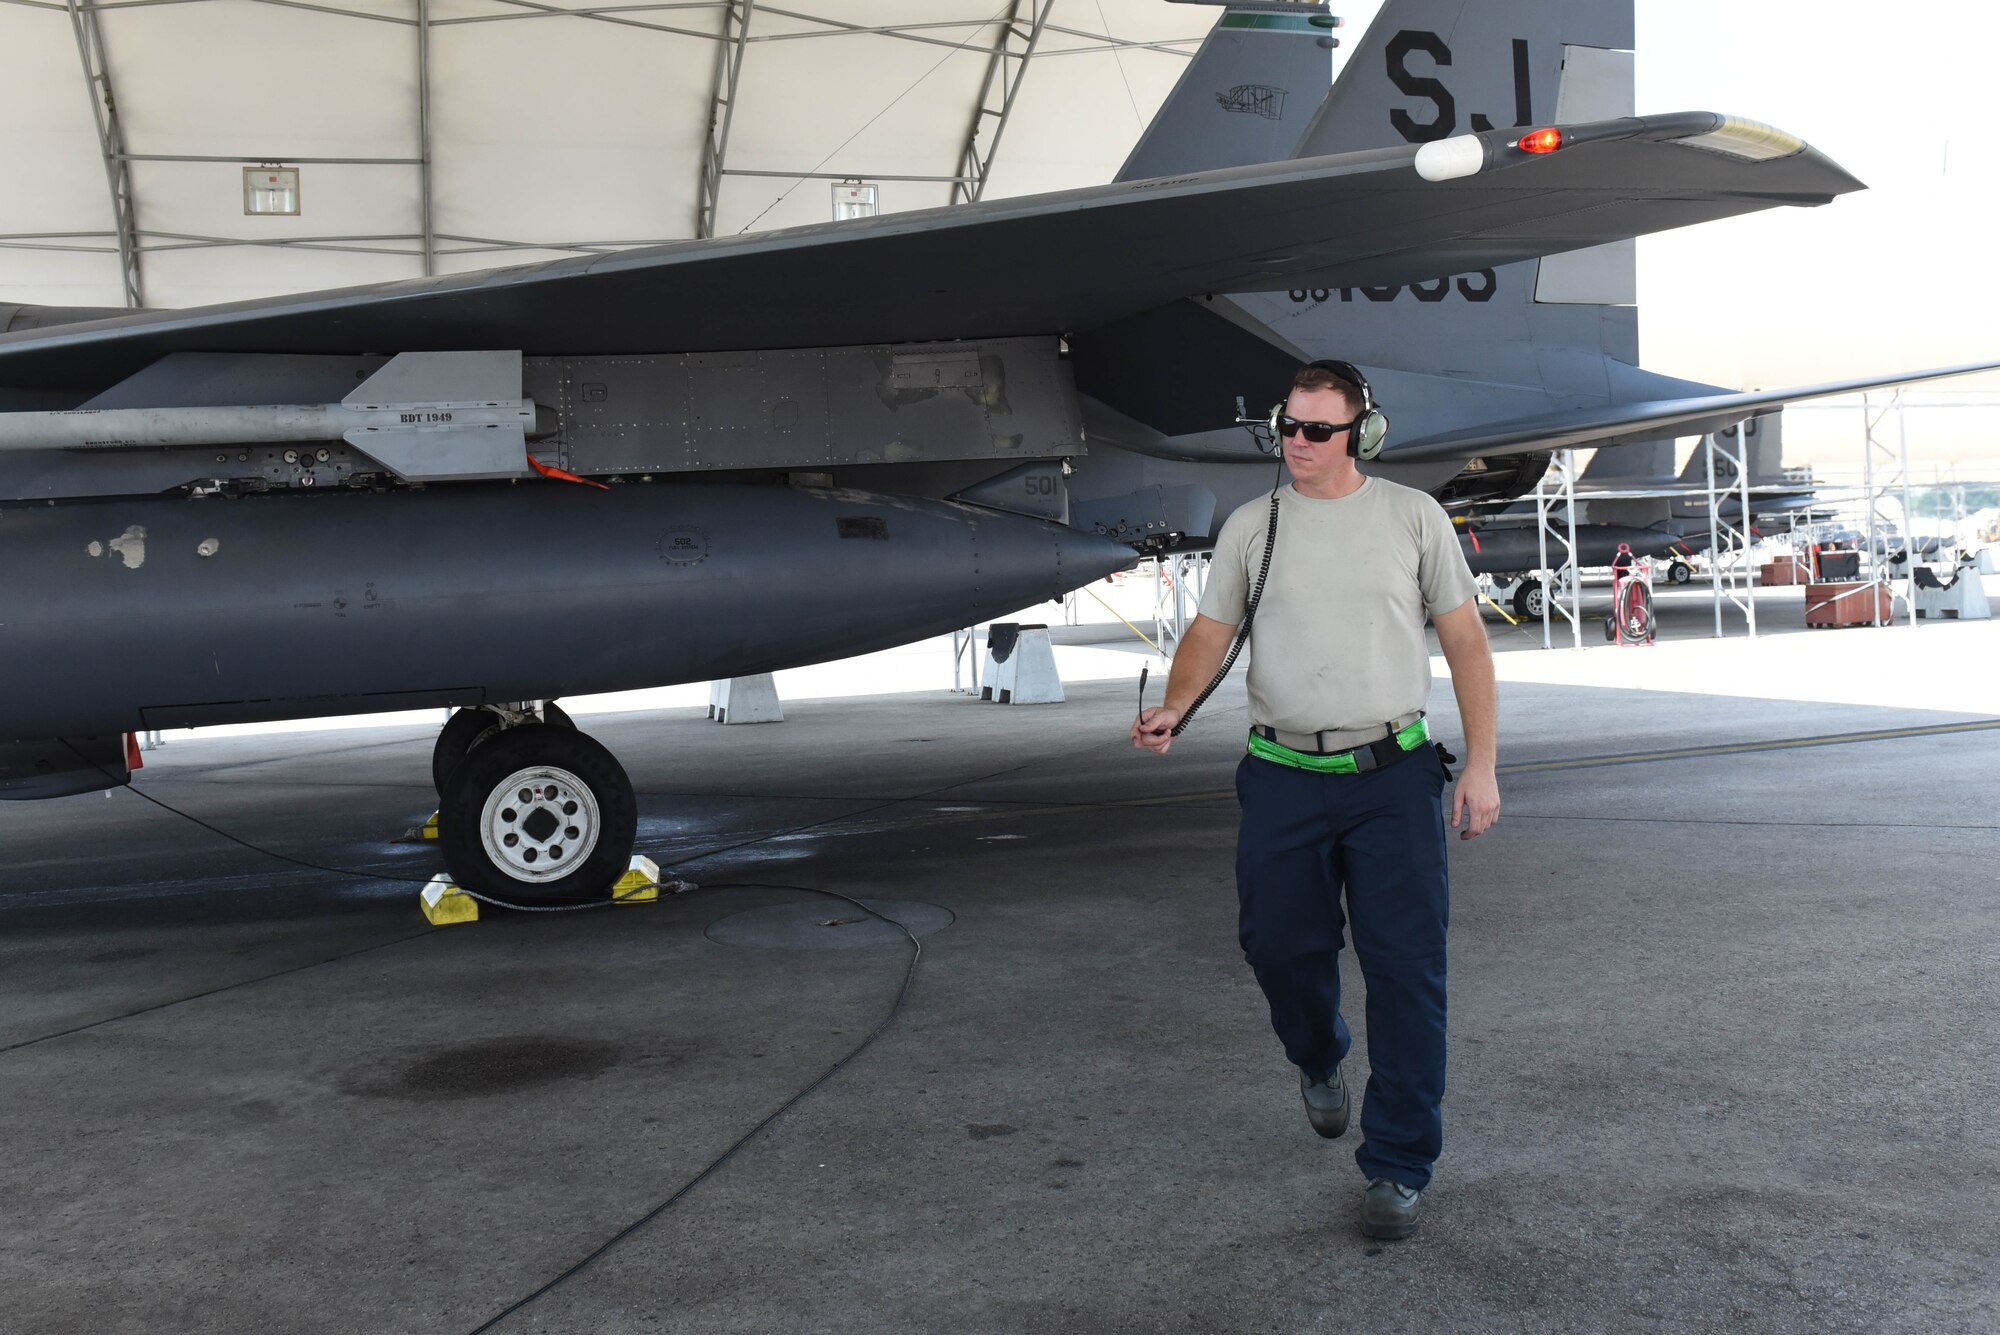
xmin=1267 ymin=403 xmax=1284 ymax=450
xmin=1353 ymin=411 xmax=1389 ymax=460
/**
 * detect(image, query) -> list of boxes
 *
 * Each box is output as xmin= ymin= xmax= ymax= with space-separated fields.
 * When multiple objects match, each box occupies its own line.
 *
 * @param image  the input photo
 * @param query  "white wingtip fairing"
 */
xmin=1413 ymin=135 xmax=1486 ymax=183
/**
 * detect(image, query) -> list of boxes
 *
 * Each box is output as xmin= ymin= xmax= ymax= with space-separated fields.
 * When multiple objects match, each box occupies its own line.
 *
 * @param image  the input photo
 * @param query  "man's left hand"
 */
xmin=1450 ymin=764 xmax=1500 ymax=840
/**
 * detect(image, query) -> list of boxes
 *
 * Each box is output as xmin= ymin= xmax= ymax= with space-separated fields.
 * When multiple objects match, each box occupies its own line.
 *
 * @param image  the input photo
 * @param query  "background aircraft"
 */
xmin=0 ymin=0 xmax=1961 ymax=904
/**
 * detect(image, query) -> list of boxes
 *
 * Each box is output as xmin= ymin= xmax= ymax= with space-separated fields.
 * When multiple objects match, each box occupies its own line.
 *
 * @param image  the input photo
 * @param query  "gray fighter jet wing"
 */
xmin=0 ymin=112 xmax=1858 ymax=389
xmin=1387 ymin=358 xmax=2000 ymax=461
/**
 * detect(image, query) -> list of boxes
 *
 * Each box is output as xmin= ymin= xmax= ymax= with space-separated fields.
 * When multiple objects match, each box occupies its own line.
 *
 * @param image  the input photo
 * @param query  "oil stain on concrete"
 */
xmin=347 ymin=1035 xmax=623 ymax=1101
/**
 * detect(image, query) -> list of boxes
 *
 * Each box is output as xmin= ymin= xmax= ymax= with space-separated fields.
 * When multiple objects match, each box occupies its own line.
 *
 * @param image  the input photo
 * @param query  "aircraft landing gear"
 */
xmin=1512 ymin=578 xmax=1546 ymax=619
xmin=1665 ymin=559 xmax=1695 ymax=585
xmin=432 ymin=702 xmax=573 ymax=794
xmin=432 ymin=707 xmax=635 ymax=905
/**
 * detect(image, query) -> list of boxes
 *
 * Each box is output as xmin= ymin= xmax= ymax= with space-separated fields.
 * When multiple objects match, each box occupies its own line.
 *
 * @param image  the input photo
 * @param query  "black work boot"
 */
xmin=1299 ymin=1065 xmax=1351 ymax=1139
xmin=1359 ymin=1177 xmax=1421 ymax=1240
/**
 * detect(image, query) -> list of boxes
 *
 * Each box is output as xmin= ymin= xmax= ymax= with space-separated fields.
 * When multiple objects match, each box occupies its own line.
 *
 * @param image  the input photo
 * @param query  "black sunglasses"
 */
xmin=1278 ymin=414 xmax=1358 ymax=444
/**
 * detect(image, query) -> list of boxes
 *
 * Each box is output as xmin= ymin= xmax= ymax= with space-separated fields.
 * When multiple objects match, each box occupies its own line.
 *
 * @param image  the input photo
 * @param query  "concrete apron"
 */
xmin=0 ymin=671 xmax=1995 ymax=1334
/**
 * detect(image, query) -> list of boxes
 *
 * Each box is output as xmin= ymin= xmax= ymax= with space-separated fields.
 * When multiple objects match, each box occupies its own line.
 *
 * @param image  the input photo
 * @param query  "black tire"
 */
xmin=438 ymin=723 xmax=636 ymax=906
xmin=433 ymin=708 xmax=502 ymax=795
xmin=432 ymin=704 xmax=572 ymax=794
xmin=1512 ymin=579 xmax=1544 ymax=619
xmin=1667 ymin=560 xmax=1694 ymax=585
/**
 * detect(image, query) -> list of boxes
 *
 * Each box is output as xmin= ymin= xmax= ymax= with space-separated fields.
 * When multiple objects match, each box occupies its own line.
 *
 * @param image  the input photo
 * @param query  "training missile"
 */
xmin=0 ymin=400 xmax=536 ymax=451
xmin=0 ymin=350 xmax=541 ymax=482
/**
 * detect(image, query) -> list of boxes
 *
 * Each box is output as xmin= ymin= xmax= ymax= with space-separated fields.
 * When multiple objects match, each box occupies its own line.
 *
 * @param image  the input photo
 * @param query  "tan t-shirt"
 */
xmin=1195 ymin=477 xmax=1478 ymax=734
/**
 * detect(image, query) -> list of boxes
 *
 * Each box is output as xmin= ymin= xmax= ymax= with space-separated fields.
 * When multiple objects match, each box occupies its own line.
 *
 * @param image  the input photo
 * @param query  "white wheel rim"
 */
xmin=478 ymin=765 xmax=601 ymax=883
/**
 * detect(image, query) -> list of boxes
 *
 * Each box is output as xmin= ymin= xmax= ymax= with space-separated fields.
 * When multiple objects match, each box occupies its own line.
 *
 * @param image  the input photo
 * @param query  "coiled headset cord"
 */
xmin=1170 ymin=455 xmax=1284 ymax=737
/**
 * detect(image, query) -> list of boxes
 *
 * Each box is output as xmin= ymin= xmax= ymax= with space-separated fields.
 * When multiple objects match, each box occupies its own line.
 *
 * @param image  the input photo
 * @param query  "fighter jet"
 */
xmin=1450 ymin=417 xmax=1819 ymax=613
xmin=0 ymin=0 xmax=1977 ymax=905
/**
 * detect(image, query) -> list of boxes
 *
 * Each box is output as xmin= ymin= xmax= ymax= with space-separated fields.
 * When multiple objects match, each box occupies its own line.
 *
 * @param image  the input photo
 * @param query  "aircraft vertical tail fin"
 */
xmin=1218 ymin=0 xmax=1641 ymax=385
xmin=1114 ymin=4 xmax=1338 ymax=182
xmin=1582 ymin=440 xmax=1675 ymax=484
xmin=1077 ymin=2 xmax=1730 ymax=510
xmin=1678 ymin=415 xmax=1790 ymax=487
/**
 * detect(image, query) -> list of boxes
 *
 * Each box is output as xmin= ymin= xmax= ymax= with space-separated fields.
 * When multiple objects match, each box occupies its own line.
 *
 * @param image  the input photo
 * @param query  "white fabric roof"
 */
xmin=0 ymin=0 xmax=1230 ymax=309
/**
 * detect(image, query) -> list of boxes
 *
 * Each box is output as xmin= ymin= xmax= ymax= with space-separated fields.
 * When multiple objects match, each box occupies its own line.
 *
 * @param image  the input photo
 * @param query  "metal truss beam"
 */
xmin=1532 ymin=447 xmax=1582 ymax=649
xmin=415 ymin=0 xmax=435 ymax=275
xmin=79 ymin=0 xmax=417 ymax=23
xmin=433 ymin=232 xmax=682 ymax=254
xmin=82 ymin=229 xmax=688 ymax=257
xmin=0 ymin=239 xmax=121 ymax=253
xmin=748 ymin=7 xmax=1014 ymax=53
xmin=430 ymin=0 xmax=719 ymax=21
xmin=119 ymin=152 xmax=425 ymax=164
xmin=1703 ymin=424 xmax=1759 ymax=638
xmin=1035 ymin=37 xmax=1198 ymax=58
xmin=745 ymin=8 xmax=1196 ymax=56
xmin=1037 ymin=21 xmax=1199 ymax=55
xmin=722 ymin=168 xmax=971 ymax=182
xmin=1857 ymin=392 xmax=1920 ymax=629
xmin=447 ymin=0 xmax=717 ymax=39
xmin=953 ymin=0 xmax=1051 ymax=206
xmin=66 ymin=0 xmax=143 ymax=306
xmin=696 ymin=0 xmax=754 ymax=239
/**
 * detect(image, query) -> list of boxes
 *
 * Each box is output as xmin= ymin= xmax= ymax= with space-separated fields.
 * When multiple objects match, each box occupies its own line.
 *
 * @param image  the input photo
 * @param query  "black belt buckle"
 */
xmin=1352 ymin=737 xmax=1386 ymax=772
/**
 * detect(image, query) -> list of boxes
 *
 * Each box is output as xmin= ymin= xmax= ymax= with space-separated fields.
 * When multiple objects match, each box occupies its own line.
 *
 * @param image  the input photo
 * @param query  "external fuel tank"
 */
xmin=0 ymin=481 xmax=1137 ymax=738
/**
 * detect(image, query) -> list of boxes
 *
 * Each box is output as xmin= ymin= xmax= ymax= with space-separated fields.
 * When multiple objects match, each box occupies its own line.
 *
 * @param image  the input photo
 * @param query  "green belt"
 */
xmin=1246 ymin=716 xmax=1430 ymax=774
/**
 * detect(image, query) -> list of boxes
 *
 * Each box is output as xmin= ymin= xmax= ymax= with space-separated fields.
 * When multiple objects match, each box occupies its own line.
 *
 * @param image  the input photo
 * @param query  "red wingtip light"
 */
xmin=1518 ymin=127 xmax=1563 ymax=154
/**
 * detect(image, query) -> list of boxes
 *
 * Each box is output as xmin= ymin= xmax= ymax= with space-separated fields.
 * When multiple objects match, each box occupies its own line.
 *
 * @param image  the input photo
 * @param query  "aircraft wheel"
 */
xmin=438 ymin=722 xmax=636 ymax=906
xmin=1667 ymin=560 xmax=1694 ymax=585
xmin=432 ymin=707 xmax=503 ymax=794
xmin=540 ymin=701 xmax=574 ymax=729
xmin=1512 ymin=579 xmax=1545 ymax=619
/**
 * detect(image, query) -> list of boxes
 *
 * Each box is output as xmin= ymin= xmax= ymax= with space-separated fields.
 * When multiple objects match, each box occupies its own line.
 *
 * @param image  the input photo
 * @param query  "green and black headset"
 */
xmin=1263 ymin=359 xmax=1389 ymax=461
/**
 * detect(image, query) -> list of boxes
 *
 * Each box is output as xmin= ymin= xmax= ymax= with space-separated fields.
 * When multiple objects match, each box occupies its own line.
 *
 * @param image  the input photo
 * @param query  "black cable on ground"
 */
xmin=20 ymin=723 xmax=1210 ymax=1303
xmin=463 ymin=883 xmax=923 ymax=1335
xmin=0 ymin=928 xmax=438 ymax=1057
xmin=103 ymin=777 xmax=668 ymax=913
xmin=76 ymin=731 xmax=1099 ymax=913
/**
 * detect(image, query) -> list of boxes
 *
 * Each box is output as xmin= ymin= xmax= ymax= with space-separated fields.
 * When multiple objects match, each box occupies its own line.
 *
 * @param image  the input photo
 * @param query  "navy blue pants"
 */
xmin=1234 ymin=745 xmax=1451 ymax=1191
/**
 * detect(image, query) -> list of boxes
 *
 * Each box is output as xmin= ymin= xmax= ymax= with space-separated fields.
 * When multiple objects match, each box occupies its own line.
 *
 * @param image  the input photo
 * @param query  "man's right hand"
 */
xmin=1132 ymin=706 xmax=1182 ymax=755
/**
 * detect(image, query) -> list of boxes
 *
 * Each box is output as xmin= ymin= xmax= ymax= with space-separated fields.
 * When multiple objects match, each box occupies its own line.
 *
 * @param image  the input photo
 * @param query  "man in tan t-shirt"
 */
xmin=1131 ymin=359 xmax=1500 ymax=1241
